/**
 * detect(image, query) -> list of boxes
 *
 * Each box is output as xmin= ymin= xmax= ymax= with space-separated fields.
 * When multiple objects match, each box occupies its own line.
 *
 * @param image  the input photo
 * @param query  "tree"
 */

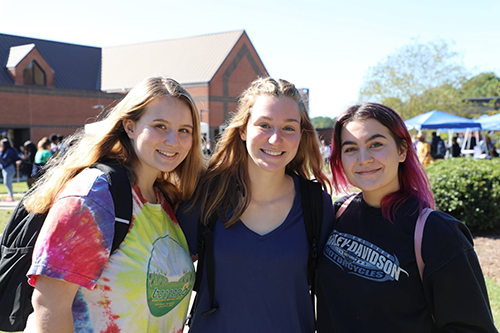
xmin=461 ymin=73 xmax=500 ymax=116
xmin=462 ymin=72 xmax=500 ymax=98
xmin=359 ymin=39 xmax=469 ymax=119
xmin=312 ymin=116 xmax=334 ymax=129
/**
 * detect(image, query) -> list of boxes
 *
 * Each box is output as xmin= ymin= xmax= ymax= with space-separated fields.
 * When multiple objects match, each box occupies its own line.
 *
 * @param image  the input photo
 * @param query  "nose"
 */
xmin=164 ymin=130 xmax=178 ymax=145
xmin=268 ymin=128 xmax=282 ymax=145
xmin=358 ymin=148 xmax=373 ymax=164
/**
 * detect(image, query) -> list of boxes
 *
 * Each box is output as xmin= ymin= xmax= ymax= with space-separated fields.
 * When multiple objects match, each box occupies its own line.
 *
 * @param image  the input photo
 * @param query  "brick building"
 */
xmin=0 ymin=30 xmax=268 ymax=149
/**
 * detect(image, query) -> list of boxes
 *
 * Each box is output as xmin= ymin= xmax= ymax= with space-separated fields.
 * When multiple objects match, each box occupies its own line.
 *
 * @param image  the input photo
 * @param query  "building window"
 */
xmin=23 ymin=60 xmax=46 ymax=86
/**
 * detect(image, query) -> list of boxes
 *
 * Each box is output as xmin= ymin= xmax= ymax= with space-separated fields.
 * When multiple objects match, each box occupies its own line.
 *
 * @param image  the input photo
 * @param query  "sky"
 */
xmin=1 ymin=0 xmax=499 ymax=118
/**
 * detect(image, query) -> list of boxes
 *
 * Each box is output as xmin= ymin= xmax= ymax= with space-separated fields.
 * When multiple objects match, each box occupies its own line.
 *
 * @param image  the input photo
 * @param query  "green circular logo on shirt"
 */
xmin=146 ymin=235 xmax=195 ymax=317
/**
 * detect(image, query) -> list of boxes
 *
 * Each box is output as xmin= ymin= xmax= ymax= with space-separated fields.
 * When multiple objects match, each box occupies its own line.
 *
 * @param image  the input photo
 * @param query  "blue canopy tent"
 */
xmin=474 ymin=113 xmax=500 ymax=131
xmin=405 ymin=110 xmax=480 ymax=130
xmin=405 ymin=110 xmax=481 ymax=158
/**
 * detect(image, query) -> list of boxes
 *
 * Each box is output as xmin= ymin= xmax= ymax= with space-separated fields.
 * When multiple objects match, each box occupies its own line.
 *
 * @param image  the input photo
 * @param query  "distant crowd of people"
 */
xmin=0 ymin=133 xmax=65 ymax=201
xmin=414 ymin=131 xmax=499 ymax=165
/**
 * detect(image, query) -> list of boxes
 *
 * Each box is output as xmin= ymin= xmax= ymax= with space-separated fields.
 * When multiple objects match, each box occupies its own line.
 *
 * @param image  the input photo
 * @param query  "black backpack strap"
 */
xmin=187 ymin=211 xmax=219 ymax=326
xmin=298 ymin=176 xmax=323 ymax=322
xmin=91 ymin=161 xmax=133 ymax=253
xmin=201 ymin=213 xmax=219 ymax=315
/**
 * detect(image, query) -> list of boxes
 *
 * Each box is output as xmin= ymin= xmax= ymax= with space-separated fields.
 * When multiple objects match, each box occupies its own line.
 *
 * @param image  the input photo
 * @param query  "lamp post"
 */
xmin=92 ymin=105 xmax=106 ymax=120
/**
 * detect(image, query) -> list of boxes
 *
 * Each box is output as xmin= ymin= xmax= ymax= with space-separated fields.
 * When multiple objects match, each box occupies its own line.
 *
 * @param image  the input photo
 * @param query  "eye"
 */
xmin=370 ymin=142 xmax=384 ymax=149
xmin=259 ymin=123 xmax=271 ymax=129
xmin=155 ymin=123 xmax=167 ymax=130
xmin=179 ymin=128 xmax=192 ymax=134
xmin=343 ymin=146 xmax=357 ymax=153
xmin=283 ymin=125 xmax=297 ymax=132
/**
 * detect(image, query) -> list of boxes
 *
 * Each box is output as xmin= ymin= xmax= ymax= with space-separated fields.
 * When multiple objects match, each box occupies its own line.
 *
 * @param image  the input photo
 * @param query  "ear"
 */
xmin=399 ymin=143 xmax=408 ymax=163
xmin=239 ymin=127 xmax=247 ymax=141
xmin=123 ymin=119 xmax=135 ymax=139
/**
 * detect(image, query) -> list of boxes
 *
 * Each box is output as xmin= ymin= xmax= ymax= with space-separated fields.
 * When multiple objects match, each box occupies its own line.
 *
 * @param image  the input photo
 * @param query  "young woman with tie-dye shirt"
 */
xmin=23 ymin=76 xmax=205 ymax=332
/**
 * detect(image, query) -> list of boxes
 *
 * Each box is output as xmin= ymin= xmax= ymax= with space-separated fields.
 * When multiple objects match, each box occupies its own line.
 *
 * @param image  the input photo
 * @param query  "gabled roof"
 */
xmin=6 ymin=43 xmax=35 ymax=69
xmin=0 ymin=33 xmax=102 ymax=90
xmin=101 ymin=30 xmax=246 ymax=92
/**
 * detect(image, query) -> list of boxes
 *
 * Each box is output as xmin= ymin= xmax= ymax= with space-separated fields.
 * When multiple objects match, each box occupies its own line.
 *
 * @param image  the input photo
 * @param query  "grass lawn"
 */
xmin=486 ymin=276 xmax=500 ymax=328
xmin=0 ymin=181 xmax=29 ymax=196
xmin=0 ymin=181 xmax=28 ymax=225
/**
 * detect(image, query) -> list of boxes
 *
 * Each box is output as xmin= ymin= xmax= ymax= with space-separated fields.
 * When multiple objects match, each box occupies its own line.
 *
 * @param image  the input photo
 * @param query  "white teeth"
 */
xmin=263 ymin=149 xmax=282 ymax=156
xmin=158 ymin=150 xmax=175 ymax=157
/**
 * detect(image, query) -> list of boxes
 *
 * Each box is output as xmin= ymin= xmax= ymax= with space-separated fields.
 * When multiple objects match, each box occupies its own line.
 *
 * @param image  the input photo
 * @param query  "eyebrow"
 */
xmin=341 ymin=133 xmax=387 ymax=147
xmin=256 ymin=116 xmax=300 ymax=124
xmin=152 ymin=119 xmax=193 ymax=128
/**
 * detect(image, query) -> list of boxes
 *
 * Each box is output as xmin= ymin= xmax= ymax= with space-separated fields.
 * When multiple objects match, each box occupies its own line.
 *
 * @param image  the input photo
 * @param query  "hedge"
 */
xmin=425 ymin=158 xmax=500 ymax=232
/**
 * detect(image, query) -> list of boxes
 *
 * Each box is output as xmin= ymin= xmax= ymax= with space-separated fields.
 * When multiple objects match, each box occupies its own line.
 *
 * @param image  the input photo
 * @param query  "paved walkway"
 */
xmin=0 ymin=196 xmax=20 ymax=210
xmin=0 ymin=200 xmax=18 ymax=210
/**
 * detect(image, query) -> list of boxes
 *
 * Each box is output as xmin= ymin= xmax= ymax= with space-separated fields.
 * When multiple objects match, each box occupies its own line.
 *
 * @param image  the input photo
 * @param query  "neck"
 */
xmin=362 ymin=192 xmax=381 ymax=208
xmin=134 ymin=164 xmax=159 ymax=203
xmin=247 ymin=166 xmax=290 ymax=202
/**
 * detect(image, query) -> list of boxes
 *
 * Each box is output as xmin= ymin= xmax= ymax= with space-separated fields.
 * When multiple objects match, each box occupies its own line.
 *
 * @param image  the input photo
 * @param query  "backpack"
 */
xmin=0 ymin=161 xmax=132 ymax=332
xmin=335 ymin=195 xmax=431 ymax=281
xmin=188 ymin=176 xmax=324 ymax=324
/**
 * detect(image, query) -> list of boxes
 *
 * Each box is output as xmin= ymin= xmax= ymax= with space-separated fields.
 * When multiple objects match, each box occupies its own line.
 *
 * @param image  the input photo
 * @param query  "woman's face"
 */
xmin=340 ymin=118 xmax=406 ymax=207
xmin=124 ymin=95 xmax=193 ymax=178
xmin=240 ymin=96 xmax=301 ymax=176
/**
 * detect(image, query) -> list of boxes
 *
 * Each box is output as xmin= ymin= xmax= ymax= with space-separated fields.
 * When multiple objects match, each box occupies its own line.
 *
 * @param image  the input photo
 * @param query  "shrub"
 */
xmin=426 ymin=158 xmax=500 ymax=232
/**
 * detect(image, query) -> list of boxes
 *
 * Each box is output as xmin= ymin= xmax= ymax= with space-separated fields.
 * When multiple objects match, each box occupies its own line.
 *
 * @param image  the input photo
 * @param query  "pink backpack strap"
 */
xmin=335 ymin=194 xmax=356 ymax=219
xmin=415 ymin=208 xmax=433 ymax=281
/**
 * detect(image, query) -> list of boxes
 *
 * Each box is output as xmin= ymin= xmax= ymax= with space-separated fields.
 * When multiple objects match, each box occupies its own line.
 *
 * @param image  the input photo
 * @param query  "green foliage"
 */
xmin=462 ymin=72 xmax=500 ymax=98
xmin=359 ymin=38 xmax=469 ymax=120
xmin=426 ymin=158 xmax=500 ymax=231
xmin=312 ymin=116 xmax=334 ymax=129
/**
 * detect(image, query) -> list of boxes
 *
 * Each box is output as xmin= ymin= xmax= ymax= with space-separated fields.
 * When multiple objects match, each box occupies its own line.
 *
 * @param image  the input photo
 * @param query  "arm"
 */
xmin=422 ymin=213 xmax=497 ymax=332
xmin=30 ymin=276 xmax=79 ymax=333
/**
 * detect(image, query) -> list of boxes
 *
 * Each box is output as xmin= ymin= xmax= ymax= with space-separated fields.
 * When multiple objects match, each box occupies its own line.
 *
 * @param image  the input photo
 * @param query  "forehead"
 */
xmin=341 ymin=118 xmax=392 ymax=141
xmin=250 ymin=96 xmax=300 ymax=120
xmin=143 ymin=96 xmax=193 ymax=123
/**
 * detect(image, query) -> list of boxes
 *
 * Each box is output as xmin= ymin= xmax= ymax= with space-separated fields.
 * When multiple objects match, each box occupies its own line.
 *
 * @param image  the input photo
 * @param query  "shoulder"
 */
xmin=425 ymin=210 xmax=473 ymax=246
xmin=55 ymin=168 xmax=114 ymax=214
xmin=333 ymin=193 xmax=358 ymax=211
xmin=422 ymin=210 xmax=474 ymax=269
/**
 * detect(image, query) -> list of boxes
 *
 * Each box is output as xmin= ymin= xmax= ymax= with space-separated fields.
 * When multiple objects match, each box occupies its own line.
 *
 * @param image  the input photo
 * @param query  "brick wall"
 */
xmin=0 ymin=85 xmax=124 ymax=148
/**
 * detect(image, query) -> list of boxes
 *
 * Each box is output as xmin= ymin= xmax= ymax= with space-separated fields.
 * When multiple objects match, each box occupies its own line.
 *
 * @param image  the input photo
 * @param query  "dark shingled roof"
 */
xmin=0 ymin=33 xmax=101 ymax=91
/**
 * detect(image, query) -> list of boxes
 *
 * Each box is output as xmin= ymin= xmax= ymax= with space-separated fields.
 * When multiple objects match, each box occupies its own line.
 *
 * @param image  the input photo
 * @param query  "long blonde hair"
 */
xmin=24 ymin=76 xmax=205 ymax=213
xmin=192 ymin=77 xmax=330 ymax=227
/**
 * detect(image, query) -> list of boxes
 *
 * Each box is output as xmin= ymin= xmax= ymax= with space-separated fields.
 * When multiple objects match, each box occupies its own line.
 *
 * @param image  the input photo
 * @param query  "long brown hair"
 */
xmin=191 ymin=77 xmax=330 ymax=227
xmin=24 ymin=76 xmax=205 ymax=213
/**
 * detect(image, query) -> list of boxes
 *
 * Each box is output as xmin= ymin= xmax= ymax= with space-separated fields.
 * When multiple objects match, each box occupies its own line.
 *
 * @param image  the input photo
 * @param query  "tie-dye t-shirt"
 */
xmin=27 ymin=168 xmax=195 ymax=332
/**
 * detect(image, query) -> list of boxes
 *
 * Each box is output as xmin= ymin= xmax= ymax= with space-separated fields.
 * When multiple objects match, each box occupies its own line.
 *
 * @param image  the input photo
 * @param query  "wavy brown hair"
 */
xmin=191 ymin=77 xmax=330 ymax=227
xmin=24 ymin=76 xmax=205 ymax=213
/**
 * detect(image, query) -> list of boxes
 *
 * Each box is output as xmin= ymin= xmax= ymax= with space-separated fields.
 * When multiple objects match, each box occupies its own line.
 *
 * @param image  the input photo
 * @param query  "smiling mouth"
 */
xmin=262 ymin=149 xmax=283 ymax=156
xmin=356 ymin=169 xmax=380 ymax=175
xmin=158 ymin=150 xmax=177 ymax=157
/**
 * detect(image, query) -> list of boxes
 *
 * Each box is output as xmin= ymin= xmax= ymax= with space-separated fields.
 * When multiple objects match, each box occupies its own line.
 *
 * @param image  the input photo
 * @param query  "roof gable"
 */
xmin=6 ymin=43 xmax=55 ymax=86
xmin=6 ymin=43 xmax=36 ymax=69
xmin=101 ymin=30 xmax=245 ymax=92
xmin=0 ymin=33 xmax=101 ymax=90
